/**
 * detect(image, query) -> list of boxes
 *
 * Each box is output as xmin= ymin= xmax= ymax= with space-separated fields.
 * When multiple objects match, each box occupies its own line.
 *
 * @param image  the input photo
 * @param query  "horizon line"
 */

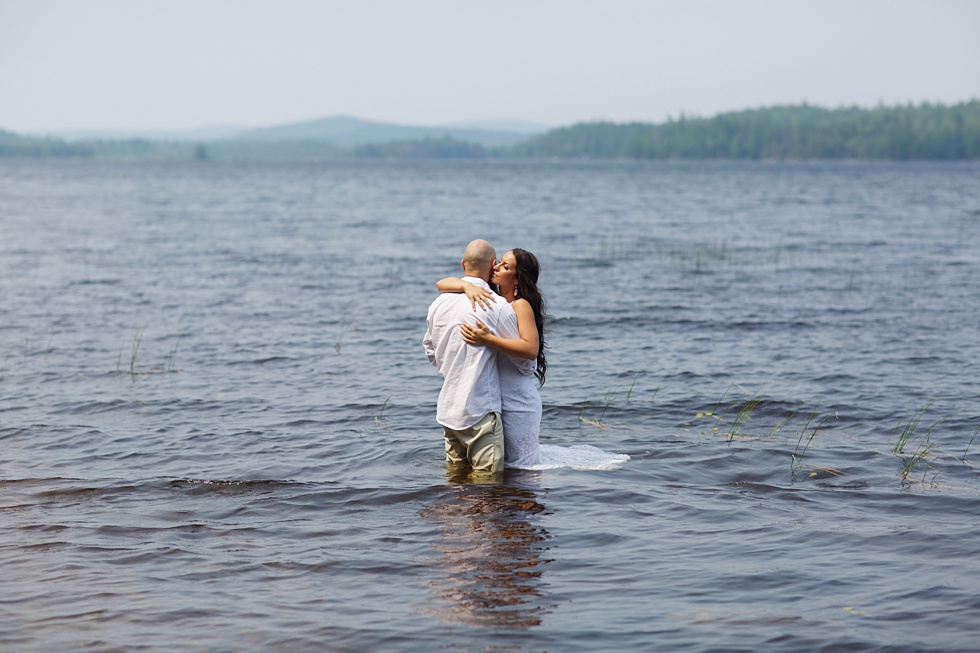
xmin=7 ymin=97 xmax=979 ymax=140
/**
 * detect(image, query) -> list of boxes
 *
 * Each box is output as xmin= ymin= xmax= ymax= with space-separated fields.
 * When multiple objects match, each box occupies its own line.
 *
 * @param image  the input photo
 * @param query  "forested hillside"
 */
xmin=3 ymin=102 xmax=978 ymax=160
xmin=0 ymin=129 xmax=93 ymax=157
xmin=515 ymin=101 xmax=980 ymax=160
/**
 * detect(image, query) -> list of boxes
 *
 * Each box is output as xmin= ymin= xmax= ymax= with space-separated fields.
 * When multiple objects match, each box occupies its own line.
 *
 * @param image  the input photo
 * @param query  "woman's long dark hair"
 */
xmin=512 ymin=248 xmax=548 ymax=385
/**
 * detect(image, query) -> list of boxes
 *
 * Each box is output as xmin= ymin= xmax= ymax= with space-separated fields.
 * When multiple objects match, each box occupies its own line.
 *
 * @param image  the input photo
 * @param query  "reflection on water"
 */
xmin=421 ymin=473 xmax=553 ymax=629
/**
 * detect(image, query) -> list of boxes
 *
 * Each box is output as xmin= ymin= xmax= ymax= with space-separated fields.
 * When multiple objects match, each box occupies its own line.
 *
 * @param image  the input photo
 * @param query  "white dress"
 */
xmin=498 ymin=354 xmax=543 ymax=467
xmin=498 ymin=355 xmax=630 ymax=471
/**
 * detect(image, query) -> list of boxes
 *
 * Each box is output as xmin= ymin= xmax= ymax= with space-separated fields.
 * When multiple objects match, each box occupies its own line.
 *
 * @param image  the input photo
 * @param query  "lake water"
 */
xmin=1 ymin=158 xmax=978 ymax=652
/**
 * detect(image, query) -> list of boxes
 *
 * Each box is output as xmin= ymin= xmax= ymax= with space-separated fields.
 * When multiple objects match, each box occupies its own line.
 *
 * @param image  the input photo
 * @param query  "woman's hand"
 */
xmin=462 ymin=281 xmax=496 ymax=310
xmin=436 ymin=277 xmax=496 ymax=309
xmin=461 ymin=319 xmax=492 ymax=347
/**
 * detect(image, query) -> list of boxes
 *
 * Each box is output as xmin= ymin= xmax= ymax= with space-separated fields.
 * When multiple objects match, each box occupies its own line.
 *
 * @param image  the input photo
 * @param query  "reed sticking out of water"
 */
xmin=689 ymin=385 xmax=842 ymax=468
xmin=892 ymin=400 xmax=937 ymax=454
xmin=692 ymin=383 xmax=768 ymax=442
xmin=599 ymin=388 xmax=617 ymax=422
xmin=901 ymin=442 xmax=936 ymax=484
xmin=579 ymin=378 xmax=652 ymax=428
xmin=578 ymin=391 xmax=615 ymax=428
xmin=129 ymin=328 xmax=144 ymax=374
xmin=167 ymin=339 xmax=180 ymax=373
xmin=115 ymin=329 xmax=182 ymax=375
xmin=578 ymin=390 xmax=604 ymax=427
xmin=626 ymin=373 xmax=639 ymax=403
xmin=964 ymin=424 xmax=980 ymax=460
xmin=792 ymin=404 xmax=821 ymax=458
xmin=726 ymin=386 xmax=766 ymax=443
xmin=116 ymin=327 xmax=146 ymax=375
xmin=680 ymin=388 xmax=971 ymax=485
xmin=336 ymin=310 xmax=358 ymax=353
xmin=768 ymin=403 xmax=804 ymax=439
xmin=792 ymin=407 xmax=836 ymax=468
xmin=891 ymin=400 xmax=952 ymax=484
xmin=375 ymin=396 xmax=392 ymax=431
xmin=707 ymin=383 xmax=740 ymax=431
xmin=16 ymin=338 xmax=54 ymax=363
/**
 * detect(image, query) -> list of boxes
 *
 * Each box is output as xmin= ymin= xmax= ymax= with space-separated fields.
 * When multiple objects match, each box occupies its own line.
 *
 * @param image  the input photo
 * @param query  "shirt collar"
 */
xmin=461 ymin=276 xmax=491 ymax=290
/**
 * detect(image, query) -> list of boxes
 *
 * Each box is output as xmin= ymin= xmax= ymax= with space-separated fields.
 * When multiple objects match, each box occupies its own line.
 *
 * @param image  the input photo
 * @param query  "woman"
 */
xmin=437 ymin=248 xmax=546 ymax=468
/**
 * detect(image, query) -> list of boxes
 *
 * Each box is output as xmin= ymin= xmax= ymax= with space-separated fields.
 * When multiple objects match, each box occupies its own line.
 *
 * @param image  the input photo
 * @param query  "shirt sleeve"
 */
xmin=423 ymin=301 xmax=441 ymax=367
xmin=423 ymin=321 xmax=436 ymax=366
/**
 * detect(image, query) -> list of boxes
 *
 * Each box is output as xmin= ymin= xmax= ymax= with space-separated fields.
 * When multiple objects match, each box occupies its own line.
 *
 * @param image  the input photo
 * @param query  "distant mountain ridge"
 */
xmin=34 ymin=116 xmax=551 ymax=147
xmin=36 ymin=125 xmax=247 ymax=143
xmin=7 ymin=102 xmax=977 ymax=161
xmin=229 ymin=116 xmax=548 ymax=147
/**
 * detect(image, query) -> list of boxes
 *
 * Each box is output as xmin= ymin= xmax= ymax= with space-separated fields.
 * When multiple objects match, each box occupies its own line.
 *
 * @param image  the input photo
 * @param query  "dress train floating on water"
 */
xmin=507 ymin=443 xmax=630 ymax=471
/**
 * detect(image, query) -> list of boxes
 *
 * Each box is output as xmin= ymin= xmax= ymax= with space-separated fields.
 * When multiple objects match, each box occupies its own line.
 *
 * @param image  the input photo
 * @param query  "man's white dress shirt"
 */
xmin=423 ymin=277 xmax=527 ymax=430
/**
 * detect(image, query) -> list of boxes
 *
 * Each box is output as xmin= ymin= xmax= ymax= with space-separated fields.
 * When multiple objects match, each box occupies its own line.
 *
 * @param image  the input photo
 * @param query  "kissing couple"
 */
xmin=423 ymin=239 xmax=546 ymax=476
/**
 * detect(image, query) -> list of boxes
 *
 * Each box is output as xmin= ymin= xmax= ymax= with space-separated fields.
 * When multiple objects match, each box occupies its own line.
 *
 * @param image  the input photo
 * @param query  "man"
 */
xmin=423 ymin=239 xmax=522 ymax=476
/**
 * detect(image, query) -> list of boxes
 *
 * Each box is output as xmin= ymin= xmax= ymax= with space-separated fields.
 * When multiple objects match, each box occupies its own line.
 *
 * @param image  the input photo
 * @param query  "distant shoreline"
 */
xmin=3 ymin=100 xmax=978 ymax=162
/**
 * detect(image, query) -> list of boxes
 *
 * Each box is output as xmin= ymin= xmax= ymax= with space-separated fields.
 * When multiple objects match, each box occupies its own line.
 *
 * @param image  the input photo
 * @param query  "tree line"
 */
xmin=0 ymin=129 xmax=95 ymax=157
xmin=3 ymin=101 xmax=978 ymax=161
xmin=514 ymin=101 xmax=980 ymax=160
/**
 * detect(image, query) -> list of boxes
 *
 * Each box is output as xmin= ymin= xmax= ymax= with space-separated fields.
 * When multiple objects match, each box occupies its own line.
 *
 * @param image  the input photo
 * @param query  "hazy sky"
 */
xmin=1 ymin=0 xmax=978 ymax=133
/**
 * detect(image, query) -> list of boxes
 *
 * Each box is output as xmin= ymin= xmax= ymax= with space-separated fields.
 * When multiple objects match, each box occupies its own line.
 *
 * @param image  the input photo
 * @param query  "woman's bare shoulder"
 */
xmin=512 ymin=297 xmax=533 ymax=310
xmin=512 ymin=297 xmax=535 ymax=320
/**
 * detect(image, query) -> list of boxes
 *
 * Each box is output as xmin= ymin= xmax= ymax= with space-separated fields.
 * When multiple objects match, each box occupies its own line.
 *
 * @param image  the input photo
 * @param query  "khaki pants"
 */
xmin=443 ymin=412 xmax=504 ymax=475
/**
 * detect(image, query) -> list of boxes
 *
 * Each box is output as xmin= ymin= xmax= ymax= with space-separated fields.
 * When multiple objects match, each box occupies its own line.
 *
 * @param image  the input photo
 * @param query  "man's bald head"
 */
xmin=461 ymin=239 xmax=497 ymax=282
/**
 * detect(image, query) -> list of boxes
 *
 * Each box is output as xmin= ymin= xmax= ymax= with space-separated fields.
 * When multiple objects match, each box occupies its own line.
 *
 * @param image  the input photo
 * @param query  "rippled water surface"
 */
xmin=2 ymin=159 xmax=979 ymax=652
